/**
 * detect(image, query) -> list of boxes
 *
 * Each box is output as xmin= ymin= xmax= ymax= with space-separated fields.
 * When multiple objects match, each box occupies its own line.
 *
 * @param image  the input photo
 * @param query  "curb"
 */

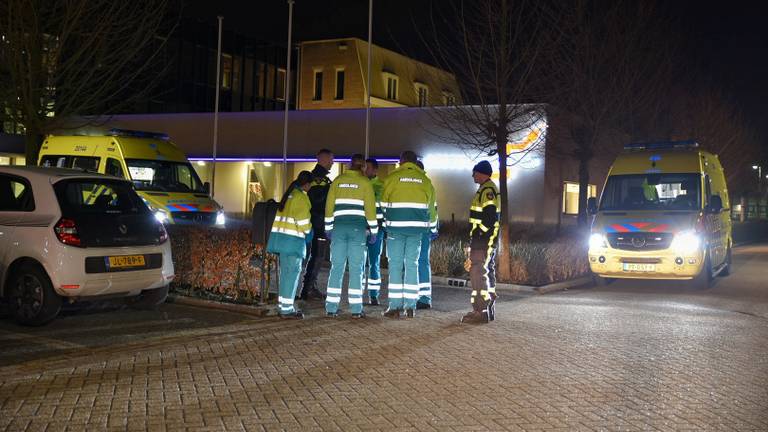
xmin=167 ymin=294 xmax=276 ymax=317
xmin=432 ymin=275 xmax=593 ymax=295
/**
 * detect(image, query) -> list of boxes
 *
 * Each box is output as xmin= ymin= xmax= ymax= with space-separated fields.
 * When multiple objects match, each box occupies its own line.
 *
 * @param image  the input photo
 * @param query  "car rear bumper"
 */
xmin=48 ymin=242 xmax=174 ymax=298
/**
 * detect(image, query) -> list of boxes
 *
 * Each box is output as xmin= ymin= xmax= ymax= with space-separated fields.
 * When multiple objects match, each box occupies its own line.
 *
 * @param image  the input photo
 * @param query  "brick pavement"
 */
xmin=0 ymin=293 xmax=767 ymax=432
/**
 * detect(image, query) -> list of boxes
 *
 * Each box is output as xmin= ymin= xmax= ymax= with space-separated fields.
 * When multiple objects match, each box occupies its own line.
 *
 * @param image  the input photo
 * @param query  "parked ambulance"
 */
xmin=587 ymin=141 xmax=732 ymax=288
xmin=38 ymin=129 xmax=225 ymax=226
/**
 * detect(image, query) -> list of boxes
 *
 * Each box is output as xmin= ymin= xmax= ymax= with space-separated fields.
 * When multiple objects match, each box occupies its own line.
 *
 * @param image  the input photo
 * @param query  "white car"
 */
xmin=0 ymin=166 xmax=175 ymax=325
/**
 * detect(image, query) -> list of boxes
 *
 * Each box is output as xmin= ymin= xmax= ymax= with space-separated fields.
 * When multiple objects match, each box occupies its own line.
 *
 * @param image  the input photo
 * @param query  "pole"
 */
xmin=211 ymin=16 xmax=223 ymax=198
xmin=364 ymin=0 xmax=373 ymax=159
xmin=282 ymin=0 xmax=294 ymax=190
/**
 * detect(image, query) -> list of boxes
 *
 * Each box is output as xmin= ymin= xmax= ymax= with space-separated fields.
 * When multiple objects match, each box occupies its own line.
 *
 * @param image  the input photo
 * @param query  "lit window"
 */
xmin=222 ymin=54 xmax=232 ymax=89
xmin=313 ymin=70 xmax=323 ymax=101
xmin=383 ymin=73 xmax=399 ymax=101
xmin=563 ymin=182 xmax=597 ymax=215
xmin=335 ymin=69 xmax=345 ymax=100
xmin=276 ymin=68 xmax=286 ymax=101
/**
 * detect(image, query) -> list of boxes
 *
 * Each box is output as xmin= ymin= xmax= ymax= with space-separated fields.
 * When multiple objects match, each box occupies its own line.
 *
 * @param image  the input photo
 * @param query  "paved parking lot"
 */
xmin=1 ymin=244 xmax=767 ymax=431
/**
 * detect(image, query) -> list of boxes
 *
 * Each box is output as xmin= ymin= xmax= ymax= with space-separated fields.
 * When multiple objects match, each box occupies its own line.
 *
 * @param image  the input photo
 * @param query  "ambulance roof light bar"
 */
xmin=107 ymin=128 xmax=169 ymax=141
xmin=624 ymin=140 xmax=699 ymax=152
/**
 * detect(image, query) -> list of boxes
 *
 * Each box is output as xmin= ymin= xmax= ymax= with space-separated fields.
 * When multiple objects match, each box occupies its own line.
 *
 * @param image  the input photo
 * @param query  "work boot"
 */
xmin=416 ymin=302 xmax=431 ymax=310
xmin=382 ymin=308 xmax=401 ymax=319
xmin=326 ymin=311 xmax=339 ymax=318
xmin=405 ymin=309 xmax=415 ymax=319
xmin=369 ymin=297 xmax=380 ymax=306
xmin=279 ymin=311 xmax=304 ymax=320
xmin=487 ymin=301 xmax=496 ymax=322
xmin=461 ymin=310 xmax=489 ymax=324
xmin=351 ymin=312 xmax=366 ymax=319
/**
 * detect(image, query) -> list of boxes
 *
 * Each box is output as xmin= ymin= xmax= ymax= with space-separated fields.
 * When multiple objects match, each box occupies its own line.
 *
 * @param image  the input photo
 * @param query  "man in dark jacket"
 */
xmin=299 ymin=148 xmax=334 ymax=300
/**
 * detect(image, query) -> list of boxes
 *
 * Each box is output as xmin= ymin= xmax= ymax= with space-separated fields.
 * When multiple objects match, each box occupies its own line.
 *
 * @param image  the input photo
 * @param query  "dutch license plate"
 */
xmin=623 ymin=263 xmax=655 ymax=272
xmin=107 ymin=255 xmax=146 ymax=269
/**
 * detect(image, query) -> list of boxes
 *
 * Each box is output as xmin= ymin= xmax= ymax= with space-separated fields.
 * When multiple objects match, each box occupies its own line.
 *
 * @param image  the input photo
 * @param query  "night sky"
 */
xmin=184 ymin=1 xmax=768 ymax=153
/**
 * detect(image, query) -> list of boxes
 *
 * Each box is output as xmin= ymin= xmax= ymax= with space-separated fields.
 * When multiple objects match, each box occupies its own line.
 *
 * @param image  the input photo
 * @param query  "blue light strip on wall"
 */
xmin=188 ymin=157 xmax=401 ymax=163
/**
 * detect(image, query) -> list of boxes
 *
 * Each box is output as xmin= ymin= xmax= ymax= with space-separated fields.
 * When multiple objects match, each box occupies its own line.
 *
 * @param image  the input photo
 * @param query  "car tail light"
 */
xmin=54 ymin=218 xmax=83 ymax=247
xmin=158 ymin=222 xmax=169 ymax=244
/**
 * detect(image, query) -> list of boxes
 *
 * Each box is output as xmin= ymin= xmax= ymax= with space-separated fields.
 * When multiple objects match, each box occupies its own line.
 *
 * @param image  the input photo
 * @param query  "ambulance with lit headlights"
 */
xmin=587 ymin=141 xmax=732 ymax=288
xmin=38 ymin=129 xmax=225 ymax=226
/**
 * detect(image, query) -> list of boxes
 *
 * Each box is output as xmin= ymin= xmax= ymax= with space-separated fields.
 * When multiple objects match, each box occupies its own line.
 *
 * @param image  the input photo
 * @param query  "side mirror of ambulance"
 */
xmin=707 ymin=195 xmax=723 ymax=214
xmin=587 ymin=197 xmax=598 ymax=215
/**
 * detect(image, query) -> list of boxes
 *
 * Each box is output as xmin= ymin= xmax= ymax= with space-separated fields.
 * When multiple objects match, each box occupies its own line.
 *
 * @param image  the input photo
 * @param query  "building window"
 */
xmin=442 ymin=91 xmax=456 ymax=106
xmin=221 ymin=54 xmax=232 ymax=89
xmin=276 ymin=68 xmax=286 ymax=101
xmin=563 ymin=182 xmax=597 ymax=215
xmin=383 ymin=73 xmax=399 ymax=101
xmin=313 ymin=70 xmax=323 ymax=101
xmin=335 ymin=69 xmax=345 ymax=100
xmin=415 ymin=83 xmax=429 ymax=107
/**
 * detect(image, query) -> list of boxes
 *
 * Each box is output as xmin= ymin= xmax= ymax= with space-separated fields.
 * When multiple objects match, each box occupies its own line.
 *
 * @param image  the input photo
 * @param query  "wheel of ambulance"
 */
xmin=128 ymin=285 xmax=169 ymax=310
xmin=592 ymin=274 xmax=615 ymax=286
xmin=10 ymin=263 xmax=62 ymax=326
xmin=692 ymin=252 xmax=713 ymax=290
xmin=719 ymin=245 xmax=732 ymax=277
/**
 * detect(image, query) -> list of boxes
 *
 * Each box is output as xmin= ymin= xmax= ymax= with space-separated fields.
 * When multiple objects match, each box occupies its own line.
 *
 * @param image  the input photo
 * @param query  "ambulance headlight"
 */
xmin=154 ymin=209 xmax=169 ymax=224
xmin=671 ymin=230 xmax=701 ymax=255
xmin=589 ymin=233 xmax=607 ymax=250
xmin=216 ymin=211 xmax=226 ymax=226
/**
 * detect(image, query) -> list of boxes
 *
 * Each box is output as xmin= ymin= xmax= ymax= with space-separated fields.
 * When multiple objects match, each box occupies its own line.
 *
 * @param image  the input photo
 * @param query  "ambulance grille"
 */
xmin=608 ymin=232 xmax=673 ymax=251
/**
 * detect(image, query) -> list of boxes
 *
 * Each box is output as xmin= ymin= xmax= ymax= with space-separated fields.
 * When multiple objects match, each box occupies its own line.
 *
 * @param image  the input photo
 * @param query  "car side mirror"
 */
xmin=708 ymin=195 xmax=722 ymax=213
xmin=203 ymin=182 xmax=211 ymax=194
xmin=587 ymin=197 xmax=598 ymax=215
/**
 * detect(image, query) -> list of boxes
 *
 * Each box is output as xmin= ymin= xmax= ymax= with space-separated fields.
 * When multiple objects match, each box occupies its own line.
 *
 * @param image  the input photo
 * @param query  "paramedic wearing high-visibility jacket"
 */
xmin=300 ymin=148 xmax=334 ymax=300
xmin=381 ymin=151 xmax=437 ymax=318
xmin=324 ymin=154 xmax=379 ymax=318
xmin=364 ymin=158 xmax=385 ymax=306
xmin=266 ymin=171 xmax=314 ymax=319
xmin=415 ymin=160 xmax=438 ymax=310
xmin=462 ymin=160 xmax=500 ymax=324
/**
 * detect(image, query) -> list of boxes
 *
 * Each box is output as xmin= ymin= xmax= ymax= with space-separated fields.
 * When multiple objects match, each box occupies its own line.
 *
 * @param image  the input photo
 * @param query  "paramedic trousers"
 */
xmin=326 ymin=225 xmax=368 ymax=314
xmin=278 ymin=253 xmax=304 ymax=315
xmin=366 ymin=229 xmax=385 ymax=300
xmin=417 ymin=231 xmax=432 ymax=306
xmin=386 ymin=231 xmax=422 ymax=311
xmin=469 ymin=247 xmax=497 ymax=313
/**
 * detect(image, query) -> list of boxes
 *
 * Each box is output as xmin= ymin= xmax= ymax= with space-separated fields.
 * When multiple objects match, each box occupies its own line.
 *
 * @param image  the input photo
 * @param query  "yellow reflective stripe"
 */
xmin=469 ymin=218 xmax=483 ymax=224
xmin=481 ymin=200 xmax=497 ymax=207
xmin=477 ymin=224 xmax=489 ymax=233
xmin=470 ymin=206 xmax=484 ymax=212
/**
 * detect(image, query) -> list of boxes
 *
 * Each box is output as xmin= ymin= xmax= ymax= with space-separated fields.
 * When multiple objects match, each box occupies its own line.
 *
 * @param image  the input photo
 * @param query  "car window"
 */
xmin=125 ymin=159 xmax=206 ymax=193
xmin=105 ymin=158 xmax=124 ymax=178
xmin=54 ymin=179 xmax=149 ymax=215
xmin=0 ymin=174 xmax=35 ymax=212
xmin=40 ymin=155 xmax=100 ymax=172
xmin=600 ymin=173 xmax=701 ymax=211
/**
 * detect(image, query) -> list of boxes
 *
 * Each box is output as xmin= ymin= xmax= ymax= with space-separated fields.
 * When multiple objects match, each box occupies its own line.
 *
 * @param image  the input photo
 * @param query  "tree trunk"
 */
xmin=497 ymin=140 xmax=512 ymax=281
xmin=577 ymin=156 xmax=590 ymax=227
xmin=24 ymin=131 xmax=43 ymax=166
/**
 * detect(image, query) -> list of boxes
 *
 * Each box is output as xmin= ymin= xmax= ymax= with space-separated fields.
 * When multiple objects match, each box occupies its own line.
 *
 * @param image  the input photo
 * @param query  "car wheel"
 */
xmin=719 ymin=246 xmax=732 ymax=277
xmin=10 ymin=264 xmax=62 ymax=326
xmin=128 ymin=285 xmax=169 ymax=310
xmin=693 ymin=252 xmax=713 ymax=290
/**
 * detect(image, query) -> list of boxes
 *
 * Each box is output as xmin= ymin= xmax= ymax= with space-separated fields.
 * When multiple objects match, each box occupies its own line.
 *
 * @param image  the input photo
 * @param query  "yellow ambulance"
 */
xmin=587 ymin=141 xmax=731 ymax=288
xmin=38 ymin=129 xmax=225 ymax=226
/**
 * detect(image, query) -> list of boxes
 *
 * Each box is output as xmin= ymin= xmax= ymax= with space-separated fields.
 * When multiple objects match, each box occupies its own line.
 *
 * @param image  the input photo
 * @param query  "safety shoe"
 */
xmin=351 ymin=312 xmax=366 ymax=319
xmin=416 ymin=302 xmax=431 ymax=310
xmin=326 ymin=311 xmax=339 ymax=318
xmin=405 ymin=309 xmax=415 ymax=319
xmin=382 ymin=308 xmax=401 ymax=318
xmin=369 ymin=297 xmax=380 ymax=306
xmin=488 ymin=300 xmax=496 ymax=322
xmin=279 ymin=311 xmax=304 ymax=320
xmin=461 ymin=311 xmax=489 ymax=324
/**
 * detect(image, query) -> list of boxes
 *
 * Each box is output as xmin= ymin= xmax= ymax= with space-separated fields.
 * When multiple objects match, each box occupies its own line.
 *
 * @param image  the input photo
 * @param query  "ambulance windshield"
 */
xmin=600 ymin=173 xmax=701 ymax=211
xmin=126 ymin=159 xmax=206 ymax=193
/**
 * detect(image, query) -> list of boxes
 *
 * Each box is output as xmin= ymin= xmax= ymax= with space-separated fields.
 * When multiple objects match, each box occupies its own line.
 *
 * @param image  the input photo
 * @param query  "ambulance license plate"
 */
xmin=622 ymin=263 xmax=655 ymax=272
xmin=107 ymin=255 xmax=146 ymax=269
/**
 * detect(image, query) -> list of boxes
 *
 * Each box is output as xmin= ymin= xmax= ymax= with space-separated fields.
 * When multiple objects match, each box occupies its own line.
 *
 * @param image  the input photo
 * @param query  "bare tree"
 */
xmin=417 ymin=0 xmax=555 ymax=280
xmin=0 ymin=0 xmax=176 ymax=163
xmin=545 ymin=0 xmax=677 ymax=226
